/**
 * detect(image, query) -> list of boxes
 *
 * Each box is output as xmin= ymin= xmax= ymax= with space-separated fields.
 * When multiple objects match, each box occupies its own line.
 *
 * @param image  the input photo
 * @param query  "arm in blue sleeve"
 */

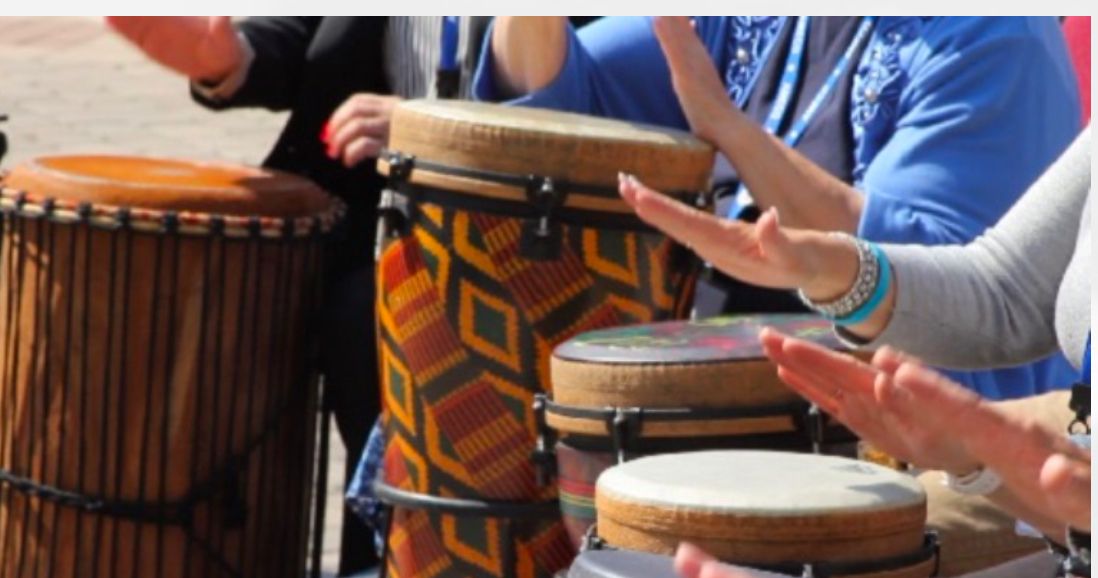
xmin=472 ymin=16 xmax=691 ymax=129
xmin=857 ymin=17 xmax=1081 ymax=245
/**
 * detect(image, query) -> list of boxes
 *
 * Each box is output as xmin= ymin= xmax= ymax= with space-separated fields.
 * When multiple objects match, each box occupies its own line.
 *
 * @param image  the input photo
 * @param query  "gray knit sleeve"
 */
xmin=850 ymin=128 xmax=1090 ymax=370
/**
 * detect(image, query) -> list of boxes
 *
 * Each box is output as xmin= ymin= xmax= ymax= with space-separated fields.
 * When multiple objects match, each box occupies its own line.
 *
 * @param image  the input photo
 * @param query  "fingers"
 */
xmin=871 ymin=346 xmax=922 ymax=377
xmin=652 ymin=16 xmax=710 ymax=80
xmin=775 ymin=366 xmax=842 ymax=416
xmin=104 ymin=16 xmax=150 ymax=41
xmin=325 ymin=94 xmax=397 ymax=167
xmin=1040 ymin=453 xmax=1092 ymax=530
xmin=766 ymin=331 xmax=878 ymax=397
xmin=619 ymin=174 xmax=753 ymax=260
xmin=674 ymin=542 xmax=715 ymax=578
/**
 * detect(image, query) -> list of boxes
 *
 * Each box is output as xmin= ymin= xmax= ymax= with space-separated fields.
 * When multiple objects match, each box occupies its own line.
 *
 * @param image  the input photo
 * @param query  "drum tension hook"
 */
xmin=377 ymin=151 xmax=417 ymax=244
xmin=806 ymin=403 xmax=826 ymax=454
xmin=521 ymin=176 xmax=566 ymax=260
xmin=608 ymin=408 xmax=643 ymax=464
xmin=532 ymin=394 xmax=558 ymax=486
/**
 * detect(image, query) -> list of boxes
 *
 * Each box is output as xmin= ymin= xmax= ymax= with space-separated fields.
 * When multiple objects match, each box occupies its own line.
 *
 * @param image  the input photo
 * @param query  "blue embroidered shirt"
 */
xmin=472 ymin=16 xmax=1082 ymax=400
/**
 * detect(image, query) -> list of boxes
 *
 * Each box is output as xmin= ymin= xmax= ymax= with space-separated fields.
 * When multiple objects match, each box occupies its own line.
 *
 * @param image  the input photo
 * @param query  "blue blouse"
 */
xmin=473 ymin=16 xmax=1083 ymax=400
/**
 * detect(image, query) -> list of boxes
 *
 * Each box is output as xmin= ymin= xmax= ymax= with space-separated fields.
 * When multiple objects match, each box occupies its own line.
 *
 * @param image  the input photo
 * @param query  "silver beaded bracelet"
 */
xmin=797 ymin=232 xmax=879 ymax=320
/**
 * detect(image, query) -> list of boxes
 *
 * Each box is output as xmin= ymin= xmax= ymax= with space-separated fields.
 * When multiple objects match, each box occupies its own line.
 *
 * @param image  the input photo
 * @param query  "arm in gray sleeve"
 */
xmin=853 ymin=128 xmax=1090 ymax=369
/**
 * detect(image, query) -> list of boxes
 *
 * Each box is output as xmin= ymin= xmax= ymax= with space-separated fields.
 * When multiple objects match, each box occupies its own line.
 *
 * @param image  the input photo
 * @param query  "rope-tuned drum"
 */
xmin=0 ymin=155 xmax=342 ymax=578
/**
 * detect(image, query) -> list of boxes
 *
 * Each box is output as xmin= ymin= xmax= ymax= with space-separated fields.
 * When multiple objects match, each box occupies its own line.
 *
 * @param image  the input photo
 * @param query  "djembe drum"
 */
xmin=0 ymin=156 xmax=342 ymax=578
xmin=542 ymin=314 xmax=860 ymax=546
xmin=373 ymin=100 xmax=714 ymax=578
xmin=587 ymin=451 xmax=938 ymax=578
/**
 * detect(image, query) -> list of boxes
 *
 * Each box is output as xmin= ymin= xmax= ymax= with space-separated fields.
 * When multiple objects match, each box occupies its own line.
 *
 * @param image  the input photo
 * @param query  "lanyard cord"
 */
xmin=727 ymin=16 xmax=877 ymax=219
xmin=436 ymin=16 xmax=461 ymax=99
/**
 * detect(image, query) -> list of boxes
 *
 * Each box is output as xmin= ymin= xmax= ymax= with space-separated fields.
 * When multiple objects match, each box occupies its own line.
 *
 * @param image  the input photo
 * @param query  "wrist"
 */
xmin=799 ymin=231 xmax=860 ymax=302
xmin=195 ymin=33 xmax=247 ymax=85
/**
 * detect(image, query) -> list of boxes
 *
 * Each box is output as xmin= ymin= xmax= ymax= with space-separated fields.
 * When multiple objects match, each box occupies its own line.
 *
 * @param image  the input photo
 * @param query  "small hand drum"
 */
xmin=542 ymin=314 xmax=863 ymax=546
xmin=593 ymin=451 xmax=937 ymax=578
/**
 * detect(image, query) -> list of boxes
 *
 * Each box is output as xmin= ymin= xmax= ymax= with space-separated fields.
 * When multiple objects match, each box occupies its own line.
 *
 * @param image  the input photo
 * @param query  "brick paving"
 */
xmin=0 ymin=16 xmax=356 ymax=577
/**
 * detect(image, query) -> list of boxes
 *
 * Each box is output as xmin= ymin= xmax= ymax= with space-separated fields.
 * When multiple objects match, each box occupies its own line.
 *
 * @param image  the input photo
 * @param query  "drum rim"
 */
xmin=0 ymin=185 xmax=346 ymax=239
xmin=551 ymin=314 xmax=841 ymax=365
xmin=396 ymin=100 xmax=713 ymax=151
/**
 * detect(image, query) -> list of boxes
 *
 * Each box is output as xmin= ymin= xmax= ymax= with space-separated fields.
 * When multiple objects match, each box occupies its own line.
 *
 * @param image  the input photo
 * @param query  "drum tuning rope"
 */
xmin=0 ymin=186 xmax=337 ymax=578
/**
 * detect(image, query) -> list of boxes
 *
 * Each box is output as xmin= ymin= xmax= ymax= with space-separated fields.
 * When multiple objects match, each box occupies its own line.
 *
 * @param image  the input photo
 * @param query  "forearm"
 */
xmin=490 ymin=17 xmax=568 ymax=98
xmin=713 ymin=106 xmax=864 ymax=232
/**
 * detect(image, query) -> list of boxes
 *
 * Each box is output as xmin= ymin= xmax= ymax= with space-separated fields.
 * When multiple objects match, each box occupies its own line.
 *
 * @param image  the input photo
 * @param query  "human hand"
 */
xmin=106 ymin=17 xmax=244 ymax=83
xmin=652 ymin=16 xmax=735 ymax=145
xmin=618 ymin=174 xmax=856 ymax=300
xmin=890 ymin=358 xmax=1091 ymax=531
xmin=762 ymin=329 xmax=1092 ymax=530
xmin=759 ymin=331 xmax=981 ymax=475
xmin=1040 ymin=453 xmax=1091 ymax=531
xmin=675 ymin=543 xmax=789 ymax=578
xmin=322 ymin=93 xmax=402 ymax=168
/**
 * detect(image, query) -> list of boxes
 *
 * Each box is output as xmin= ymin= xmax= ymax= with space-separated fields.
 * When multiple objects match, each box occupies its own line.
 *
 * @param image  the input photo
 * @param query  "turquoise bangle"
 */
xmin=835 ymin=242 xmax=891 ymax=326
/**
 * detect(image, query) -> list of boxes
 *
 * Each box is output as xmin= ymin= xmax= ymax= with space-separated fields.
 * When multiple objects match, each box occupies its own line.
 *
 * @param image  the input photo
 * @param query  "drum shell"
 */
xmin=0 ymin=200 xmax=325 ymax=578
xmin=376 ymin=200 xmax=696 ymax=578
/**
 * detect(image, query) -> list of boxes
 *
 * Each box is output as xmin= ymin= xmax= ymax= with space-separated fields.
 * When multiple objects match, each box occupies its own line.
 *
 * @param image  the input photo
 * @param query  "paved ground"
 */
xmin=0 ymin=17 xmax=356 ymax=577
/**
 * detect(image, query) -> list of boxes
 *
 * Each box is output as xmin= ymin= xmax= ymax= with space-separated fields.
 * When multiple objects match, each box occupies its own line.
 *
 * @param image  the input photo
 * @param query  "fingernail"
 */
xmin=320 ymin=121 xmax=331 ymax=144
xmin=617 ymin=171 xmax=626 ymax=183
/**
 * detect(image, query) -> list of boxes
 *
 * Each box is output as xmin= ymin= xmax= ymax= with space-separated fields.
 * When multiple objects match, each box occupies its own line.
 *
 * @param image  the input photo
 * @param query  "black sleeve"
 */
xmin=192 ymin=16 xmax=321 ymax=111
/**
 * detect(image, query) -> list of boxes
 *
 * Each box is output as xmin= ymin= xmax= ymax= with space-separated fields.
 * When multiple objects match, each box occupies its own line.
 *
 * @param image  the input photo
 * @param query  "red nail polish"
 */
xmin=320 ymin=121 xmax=331 ymax=144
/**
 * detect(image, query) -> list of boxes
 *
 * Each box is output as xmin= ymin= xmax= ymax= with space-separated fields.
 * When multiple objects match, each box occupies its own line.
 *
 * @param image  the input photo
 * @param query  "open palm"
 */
xmin=619 ymin=174 xmax=825 ymax=292
xmin=106 ymin=17 xmax=243 ymax=82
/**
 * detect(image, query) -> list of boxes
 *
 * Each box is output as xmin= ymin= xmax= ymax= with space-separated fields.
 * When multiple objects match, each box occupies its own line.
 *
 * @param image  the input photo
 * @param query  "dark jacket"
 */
xmin=192 ymin=16 xmax=391 ymax=271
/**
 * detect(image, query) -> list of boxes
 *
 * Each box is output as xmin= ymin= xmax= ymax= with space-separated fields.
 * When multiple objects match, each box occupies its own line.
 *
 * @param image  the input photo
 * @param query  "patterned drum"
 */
xmin=544 ymin=315 xmax=861 ymax=547
xmin=0 ymin=156 xmax=341 ymax=578
xmin=594 ymin=451 xmax=938 ymax=578
xmin=373 ymin=100 xmax=714 ymax=578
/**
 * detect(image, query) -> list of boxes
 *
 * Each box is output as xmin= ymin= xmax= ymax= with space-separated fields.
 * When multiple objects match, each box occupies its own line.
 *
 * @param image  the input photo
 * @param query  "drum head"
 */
xmin=550 ymin=314 xmax=849 ymax=412
xmin=383 ymin=100 xmax=714 ymax=201
xmin=596 ymin=450 xmax=927 ymax=566
xmin=3 ymin=155 xmax=332 ymax=218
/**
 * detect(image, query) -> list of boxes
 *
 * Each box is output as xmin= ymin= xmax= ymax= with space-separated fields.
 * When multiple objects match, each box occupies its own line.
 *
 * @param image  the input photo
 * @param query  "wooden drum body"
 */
xmin=0 ymin=156 xmax=341 ymax=578
xmin=544 ymin=315 xmax=862 ymax=547
xmin=373 ymin=100 xmax=714 ymax=578
xmin=595 ymin=451 xmax=937 ymax=578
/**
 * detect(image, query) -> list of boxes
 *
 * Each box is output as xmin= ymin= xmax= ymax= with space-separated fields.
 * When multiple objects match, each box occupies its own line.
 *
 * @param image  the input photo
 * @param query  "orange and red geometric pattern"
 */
xmin=378 ymin=203 xmax=694 ymax=578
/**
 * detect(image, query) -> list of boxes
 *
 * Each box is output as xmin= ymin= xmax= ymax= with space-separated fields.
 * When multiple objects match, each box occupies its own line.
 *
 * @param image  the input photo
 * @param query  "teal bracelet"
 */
xmin=835 ymin=242 xmax=891 ymax=326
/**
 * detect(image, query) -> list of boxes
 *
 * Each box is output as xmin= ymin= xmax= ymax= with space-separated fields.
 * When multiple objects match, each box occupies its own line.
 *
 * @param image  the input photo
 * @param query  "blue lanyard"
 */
xmin=727 ymin=16 xmax=876 ymax=219
xmin=1083 ymin=333 xmax=1091 ymax=386
xmin=439 ymin=16 xmax=460 ymax=71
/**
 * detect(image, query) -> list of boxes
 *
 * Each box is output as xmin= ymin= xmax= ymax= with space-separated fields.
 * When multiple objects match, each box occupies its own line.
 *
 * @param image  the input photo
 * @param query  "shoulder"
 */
xmin=895 ymin=17 xmax=1066 ymax=70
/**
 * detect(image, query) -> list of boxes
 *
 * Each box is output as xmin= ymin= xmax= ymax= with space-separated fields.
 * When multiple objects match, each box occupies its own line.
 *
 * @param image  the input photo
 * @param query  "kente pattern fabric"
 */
xmin=376 ymin=201 xmax=694 ymax=578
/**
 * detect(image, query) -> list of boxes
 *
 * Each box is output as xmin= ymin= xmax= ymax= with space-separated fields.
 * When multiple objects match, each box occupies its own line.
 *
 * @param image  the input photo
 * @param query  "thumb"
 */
xmin=755 ymin=207 xmax=796 ymax=264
